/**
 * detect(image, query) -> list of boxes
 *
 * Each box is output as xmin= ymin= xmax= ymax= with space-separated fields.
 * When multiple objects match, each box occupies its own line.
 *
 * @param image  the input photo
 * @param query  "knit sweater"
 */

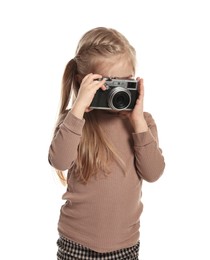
xmin=48 ymin=110 xmax=165 ymax=253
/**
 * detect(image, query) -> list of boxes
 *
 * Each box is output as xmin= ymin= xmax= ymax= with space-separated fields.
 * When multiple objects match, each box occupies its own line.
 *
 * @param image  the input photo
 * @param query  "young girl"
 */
xmin=48 ymin=27 xmax=165 ymax=260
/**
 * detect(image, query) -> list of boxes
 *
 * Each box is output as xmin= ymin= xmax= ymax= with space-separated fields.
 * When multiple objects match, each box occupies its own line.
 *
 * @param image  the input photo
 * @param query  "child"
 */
xmin=48 ymin=27 xmax=165 ymax=260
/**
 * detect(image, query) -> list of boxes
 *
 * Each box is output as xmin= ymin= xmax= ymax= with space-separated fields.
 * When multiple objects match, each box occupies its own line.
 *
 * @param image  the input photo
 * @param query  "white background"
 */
xmin=0 ymin=0 xmax=210 ymax=259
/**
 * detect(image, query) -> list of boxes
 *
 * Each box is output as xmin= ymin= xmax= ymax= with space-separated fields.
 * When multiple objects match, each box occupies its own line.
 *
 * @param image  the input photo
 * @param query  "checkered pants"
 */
xmin=57 ymin=236 xmax=140 ymax=260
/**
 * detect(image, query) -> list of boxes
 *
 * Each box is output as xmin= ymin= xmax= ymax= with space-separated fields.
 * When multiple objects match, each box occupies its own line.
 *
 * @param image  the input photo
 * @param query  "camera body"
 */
xmin=90 ymin=78 xmax=139 ymax=110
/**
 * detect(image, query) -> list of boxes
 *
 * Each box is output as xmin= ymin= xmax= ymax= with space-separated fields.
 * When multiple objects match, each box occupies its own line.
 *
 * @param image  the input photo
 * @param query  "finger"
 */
xmin=82 ymin=73 xmax=103 ymax=84
xmin=91 ymin=74 xmax=107 ymax=91
xmin=82 ymin=73 xmax=93 ymax=84
xmin=136 ymin=77 xmax=141 ymax=93
xmin=87 ymin=73 xmax=104 ymax=83
xmin=92 ymin=78 xmax=106 ymax=91
xmin=139 ymin=78 xmax=144 ymax=98
xmin=91 ymin=74 xmax=104 ymax=80
xmin=136 ymin=98 xmax=142 ymax=105
xmin=85 ymin=107 xmax=93 ymax=112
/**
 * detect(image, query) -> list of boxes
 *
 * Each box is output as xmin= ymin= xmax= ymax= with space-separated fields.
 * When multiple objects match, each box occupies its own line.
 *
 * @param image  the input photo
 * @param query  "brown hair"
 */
xmin=56 ymin=27 xmax=136 ymax=184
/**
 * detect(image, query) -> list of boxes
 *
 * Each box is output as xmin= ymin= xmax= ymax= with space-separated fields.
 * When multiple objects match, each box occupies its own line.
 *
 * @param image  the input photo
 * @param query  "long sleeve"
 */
xmin=132 ymin=112 xmax=165 ymax=182
xmin=48 ymin=111 xmax=85 ymax=170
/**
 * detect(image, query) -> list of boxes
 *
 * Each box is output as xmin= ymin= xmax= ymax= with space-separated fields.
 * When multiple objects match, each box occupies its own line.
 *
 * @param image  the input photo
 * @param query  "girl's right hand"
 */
xmin=71 ymin=73 xmax=106 ymax=119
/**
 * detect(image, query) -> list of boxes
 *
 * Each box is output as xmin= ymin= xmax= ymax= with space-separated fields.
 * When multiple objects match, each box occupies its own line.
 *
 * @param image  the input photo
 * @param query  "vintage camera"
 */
xmin=90 ymin=78 xmax=139 ymax=110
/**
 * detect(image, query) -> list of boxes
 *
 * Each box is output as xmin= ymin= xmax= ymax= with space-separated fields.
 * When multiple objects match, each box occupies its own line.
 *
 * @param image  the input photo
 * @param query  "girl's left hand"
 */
xmin=121 ymin=77 xmax=148 ymax=133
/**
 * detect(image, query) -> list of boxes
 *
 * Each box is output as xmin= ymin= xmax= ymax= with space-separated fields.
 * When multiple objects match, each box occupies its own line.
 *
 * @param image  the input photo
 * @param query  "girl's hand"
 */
xmin=121 ymin=77 xmax=148 ymax=133
xmin=71 ymin=73 xmax=106 ymax=119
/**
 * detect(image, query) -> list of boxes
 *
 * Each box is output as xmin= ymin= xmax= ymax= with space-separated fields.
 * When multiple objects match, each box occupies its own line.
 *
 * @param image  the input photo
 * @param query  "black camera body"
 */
xmin=90 ymin=78 xmax=139 ymax=110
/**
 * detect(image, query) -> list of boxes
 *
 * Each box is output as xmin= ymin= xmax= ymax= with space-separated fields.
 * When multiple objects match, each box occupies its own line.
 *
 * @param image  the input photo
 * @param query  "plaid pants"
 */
xmin=57 ymin=236 xmax=140 ymax=260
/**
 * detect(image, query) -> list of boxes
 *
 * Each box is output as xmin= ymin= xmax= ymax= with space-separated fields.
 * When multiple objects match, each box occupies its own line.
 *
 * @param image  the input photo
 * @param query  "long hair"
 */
xmin=56 ymin=27 xmax=136 ymax=184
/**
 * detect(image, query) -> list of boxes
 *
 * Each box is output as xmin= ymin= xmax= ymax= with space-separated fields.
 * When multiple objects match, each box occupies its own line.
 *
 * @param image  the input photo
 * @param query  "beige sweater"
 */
xmin=48 ymin=110 xmax=165 ymax=253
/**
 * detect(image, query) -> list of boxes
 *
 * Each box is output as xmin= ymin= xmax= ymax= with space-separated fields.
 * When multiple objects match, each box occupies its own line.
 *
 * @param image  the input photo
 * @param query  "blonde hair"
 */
xmin=56 ymin=27 xmax=136 ymax=184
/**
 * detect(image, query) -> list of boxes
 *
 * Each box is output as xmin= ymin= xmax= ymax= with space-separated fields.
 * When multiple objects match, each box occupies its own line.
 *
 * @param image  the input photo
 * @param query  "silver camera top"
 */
xmin=101 ymin=77 xmax=138 ymax=89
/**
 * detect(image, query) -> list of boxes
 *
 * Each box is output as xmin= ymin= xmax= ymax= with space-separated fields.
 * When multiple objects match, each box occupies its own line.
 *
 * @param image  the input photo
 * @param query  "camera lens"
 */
xmin=108 ymin=87 xmax=131 ymax=110
xmin=113 ymin=92 xmax=130 ymax=109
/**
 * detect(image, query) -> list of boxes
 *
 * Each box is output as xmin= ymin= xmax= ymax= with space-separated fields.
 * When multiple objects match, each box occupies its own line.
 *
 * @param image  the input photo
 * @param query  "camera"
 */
xmin=90 ymin=78 xmax=139 ymax=110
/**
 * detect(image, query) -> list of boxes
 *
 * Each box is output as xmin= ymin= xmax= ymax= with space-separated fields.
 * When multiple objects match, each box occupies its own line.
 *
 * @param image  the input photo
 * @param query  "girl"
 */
xmin=48 ymin=27 xmax=165 ymax=260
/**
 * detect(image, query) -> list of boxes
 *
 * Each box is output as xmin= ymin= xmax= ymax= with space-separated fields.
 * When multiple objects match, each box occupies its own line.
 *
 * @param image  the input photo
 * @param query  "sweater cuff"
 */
xmin=62 ymin=112 xmax=85 ymax=135
xmin=132 ymin=129 xmax=155 ymax=147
